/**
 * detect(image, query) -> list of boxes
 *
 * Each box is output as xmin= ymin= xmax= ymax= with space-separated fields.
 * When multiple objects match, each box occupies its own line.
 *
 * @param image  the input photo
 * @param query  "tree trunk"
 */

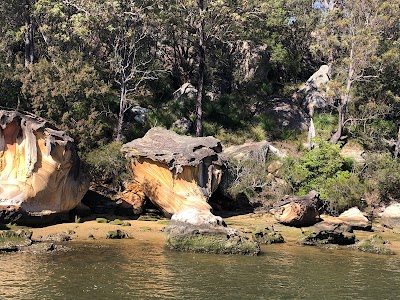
xmin=24 ymin=0 xmax=34 ymax=67
xmin=116 ymin=83 xmax=127 ymax=142
xmin=195 ymin=0 xmax=205 ymax=137
xmin=394 ymin=126 xmax=400 ymax=157
xmin=330 ymin=47 xmax=354 ymax=144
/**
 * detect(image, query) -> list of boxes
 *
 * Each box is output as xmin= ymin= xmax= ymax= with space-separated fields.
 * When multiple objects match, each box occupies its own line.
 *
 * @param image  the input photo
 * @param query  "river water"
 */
xmin=1 ymin=240 xmax=399 ymax=300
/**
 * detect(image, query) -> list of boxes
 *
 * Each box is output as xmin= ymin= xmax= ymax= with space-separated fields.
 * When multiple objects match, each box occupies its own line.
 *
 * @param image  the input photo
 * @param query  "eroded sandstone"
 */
xmin=121 ymin=127 xmax=222 ymax=224
xmin=0 ymin=110 xmax=89 ymax=221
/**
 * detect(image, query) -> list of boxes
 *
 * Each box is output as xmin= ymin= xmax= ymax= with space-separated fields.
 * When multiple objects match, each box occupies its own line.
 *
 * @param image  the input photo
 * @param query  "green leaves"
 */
xmin=282 ymin=142 xmax=365 ymax=215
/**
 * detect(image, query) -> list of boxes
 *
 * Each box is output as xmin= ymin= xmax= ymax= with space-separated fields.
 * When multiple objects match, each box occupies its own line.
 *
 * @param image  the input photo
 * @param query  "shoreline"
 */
xmin=11 ymin=212 xmax=400 ymax=255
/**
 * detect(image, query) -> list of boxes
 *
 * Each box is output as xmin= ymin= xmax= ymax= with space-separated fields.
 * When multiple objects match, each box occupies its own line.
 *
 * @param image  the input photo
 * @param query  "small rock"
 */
xmin=87 ymin=234 xmax=95 ymax=239
xmin=109 ymin=219 xmax=124 ymax=225
xmin=337 ymin=207 xmax=371 ymax=231
xmin=25 ymin=242 xmax=56 ymax=253
xmin=106 ymin=230 xmax=129 ymax=239
xmin=172 ymin=117 xmax=192 ymax=134
xmin=45 ymin=233 xmax=71 ymax=242
xmin=252 ymin=227 xmax=284 ymax=244
xmin=96 ymin=218 xmax=109 ymax=224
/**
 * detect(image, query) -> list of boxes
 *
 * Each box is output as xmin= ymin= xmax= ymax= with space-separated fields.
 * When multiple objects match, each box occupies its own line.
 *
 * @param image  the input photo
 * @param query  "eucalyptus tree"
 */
xmin=153 ymin=0 xmax=263 ymax=136
xmin=311 ymin=0 xmax=399 ymax=143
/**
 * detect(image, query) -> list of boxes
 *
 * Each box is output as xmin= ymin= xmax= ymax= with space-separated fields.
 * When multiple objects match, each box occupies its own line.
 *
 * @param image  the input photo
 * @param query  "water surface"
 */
xmin=0 ymin=240 xmax=399 ymax=300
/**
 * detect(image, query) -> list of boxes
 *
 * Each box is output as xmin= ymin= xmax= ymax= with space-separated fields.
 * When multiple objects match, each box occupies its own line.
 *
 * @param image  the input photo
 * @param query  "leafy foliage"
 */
xmin=282 ymin=142 xmax=365 ymax=215
xmin=83 ymin=142 xmax=129 ymax=190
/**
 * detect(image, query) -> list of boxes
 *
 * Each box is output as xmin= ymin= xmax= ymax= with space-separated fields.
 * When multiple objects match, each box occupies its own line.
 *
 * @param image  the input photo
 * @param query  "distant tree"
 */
xmin=311 ymin=0 xmax=399 ymax=143
xmin=110 ymin=5 xmax=158 ymax=142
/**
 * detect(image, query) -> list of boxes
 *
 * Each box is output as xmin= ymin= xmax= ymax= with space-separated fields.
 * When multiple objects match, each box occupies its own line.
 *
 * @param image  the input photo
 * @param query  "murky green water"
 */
xmin=1 ymin=240 xmax=399 ymax=300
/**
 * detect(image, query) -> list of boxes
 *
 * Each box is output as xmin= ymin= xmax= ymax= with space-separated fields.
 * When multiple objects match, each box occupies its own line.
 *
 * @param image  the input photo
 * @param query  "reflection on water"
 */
xmin=0 ymin=240 xmax=399 ymax=300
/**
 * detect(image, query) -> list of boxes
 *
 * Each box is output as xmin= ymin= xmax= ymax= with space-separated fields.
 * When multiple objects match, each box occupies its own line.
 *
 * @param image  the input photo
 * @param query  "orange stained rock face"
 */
xmin=0 ymin=112 xmax=89 ymax=215
xmin=130 ymin=158 xmax=221 ymax=216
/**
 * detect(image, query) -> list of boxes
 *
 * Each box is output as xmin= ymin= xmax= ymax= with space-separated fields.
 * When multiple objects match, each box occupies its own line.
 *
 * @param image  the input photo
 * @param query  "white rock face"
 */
xmin=382 ymin=203 xmax=400 ymax=229
xmin=171 ymin=209 xmax=225 ymax=227
xmin=294 ymin=64 xmax=331 ymax=116
xmin=338 ymin=207 xmax=371 ymax=230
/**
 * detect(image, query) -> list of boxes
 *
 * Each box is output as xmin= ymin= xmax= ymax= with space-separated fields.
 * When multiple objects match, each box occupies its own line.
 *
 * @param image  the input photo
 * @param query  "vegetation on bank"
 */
xmin=0 ymin=0 xmax=399 ymax=213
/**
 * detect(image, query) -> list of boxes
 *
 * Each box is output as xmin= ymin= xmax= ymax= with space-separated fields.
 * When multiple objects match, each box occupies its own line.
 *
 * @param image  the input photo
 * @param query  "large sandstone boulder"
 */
xmin=294 ymin=65 xmax=331 ymax=116
xmin=381 ymin=203 xmax=400 ymax=229
xmin=255 ymin=98 xmax=309 ymax=132
xmin=272 ymin=191 xmax=322 ymax=227
xmin=121 ymin=127 xmax=223 ymax=224
xmin=338 ymin=207 xmax=371 ymax=230
xmin=0 ymin=110 xmax=89 ymax=222
xmin=321 ymin=207 xmax=371 ymax=231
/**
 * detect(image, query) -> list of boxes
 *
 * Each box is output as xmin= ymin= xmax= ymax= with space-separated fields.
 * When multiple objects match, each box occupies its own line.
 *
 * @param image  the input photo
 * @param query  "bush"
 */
xmin=83 ymin=142 xmax=129 ymax=190
xmin=226 ymin=152 xmax=269 ymax=199
xmin=362 ymin=153 xmax=400 ymax=203
xmin=282 ymin=142 xmax=365 ymax=215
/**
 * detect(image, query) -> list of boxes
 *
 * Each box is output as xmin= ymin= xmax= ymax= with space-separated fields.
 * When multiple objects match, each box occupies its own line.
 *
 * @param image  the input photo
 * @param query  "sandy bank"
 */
xmin=9 ymin=212 xmax=400 ymax=254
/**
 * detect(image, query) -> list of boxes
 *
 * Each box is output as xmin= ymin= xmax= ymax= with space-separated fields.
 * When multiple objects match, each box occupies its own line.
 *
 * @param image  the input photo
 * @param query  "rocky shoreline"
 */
xmin=1 ymin=212 xmax=399 ymax=256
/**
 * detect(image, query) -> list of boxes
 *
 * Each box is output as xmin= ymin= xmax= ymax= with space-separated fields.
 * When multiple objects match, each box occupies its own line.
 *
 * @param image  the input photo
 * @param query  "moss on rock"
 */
xmin=252 ymin=227 xmax=284 ymax=244
xmin=106 ymin=230 xmax=129 ymax=239
xmin=0 ymin=230 xmax=33 ymax=251
xmin=110 ymin=219 xmax=123 ymax=225
xmin=96 ymin=217 xmax=109 ymax=223
xmin=354 ymin=234 xmax=394 ymax=255
xmin=299 ymin=222 xmax=355 ymax=245
xmin=166 ymin=222 xmax=260 ymax=255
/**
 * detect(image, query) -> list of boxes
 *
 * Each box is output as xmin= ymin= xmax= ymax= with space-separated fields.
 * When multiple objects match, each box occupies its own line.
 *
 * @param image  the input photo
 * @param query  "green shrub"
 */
xmin=83 ymin=142 xmax=129 ymax=189
xmin=282 ymin=141 xmax=365 ymax=215
xmin=313 ymin=113 xmax=337 ymax=140
xmin=362 ymin=153 xmax=400 ymax=203
xmin=96 ymin=218 xmax=109 ymax=224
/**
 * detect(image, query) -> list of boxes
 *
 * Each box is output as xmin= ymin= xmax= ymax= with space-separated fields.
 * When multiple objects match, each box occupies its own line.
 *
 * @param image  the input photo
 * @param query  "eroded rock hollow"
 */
xmin=0 ymin=110 xmax=89 ymax=220
xmin=122 ymin=127 xmax=223 ymax=225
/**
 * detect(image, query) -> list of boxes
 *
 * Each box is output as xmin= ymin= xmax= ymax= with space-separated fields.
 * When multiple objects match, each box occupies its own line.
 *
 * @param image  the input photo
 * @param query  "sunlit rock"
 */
xmin=272 ymin=190 xmax=322 ymax=227
xmin=121 ymin=127 xmax=223 ymax=223
xmin=337 ymin=207 xmax=371 ymax=231
xmin=381 ymin=203 xmax=400 ymax=229
xmin=0 ymin=110 xmax=89 ymax=222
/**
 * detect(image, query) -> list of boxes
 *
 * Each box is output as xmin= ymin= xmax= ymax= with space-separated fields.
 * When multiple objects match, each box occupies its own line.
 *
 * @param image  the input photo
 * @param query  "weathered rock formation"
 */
xmin=294 ymin=65 xmax=331 ymax=117
xmin=122 ymin=129 xmax=259 ymax=254
xmin=254 ymin=98 xmax=309 ymax=132
xmin=299 ymin=221 xmax=356 ymax=246
xmin=321 ymin=207 xmax=371 ymax=231
xmin=122 ymin=127 xmax=223 ymax=224
xmin=0 ymin=110 xmax=89 ymax=221
xmin=338 ymin=207 xmax=371 ymax=230
xmin=272 ymin=190 xmax=322 ymax=227
xmin=381 ymin=203 xmax=400 ymax=229
xmin=165 ymin=220 xmax=260 ymax=255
